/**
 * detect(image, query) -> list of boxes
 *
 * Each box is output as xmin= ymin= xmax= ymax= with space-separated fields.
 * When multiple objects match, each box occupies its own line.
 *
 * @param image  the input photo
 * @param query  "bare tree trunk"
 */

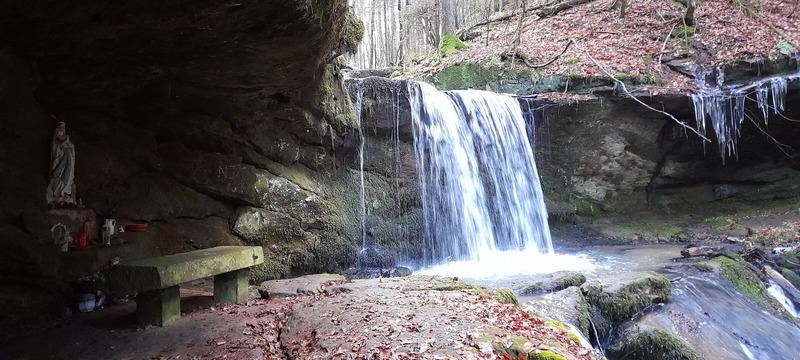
xmin=510 ymin=0 xmax=527 ymax=68
xmin=370 ymin=1 xmax=376 ymax=68
xmin=684 ymin=0 xmax=697 ymax=26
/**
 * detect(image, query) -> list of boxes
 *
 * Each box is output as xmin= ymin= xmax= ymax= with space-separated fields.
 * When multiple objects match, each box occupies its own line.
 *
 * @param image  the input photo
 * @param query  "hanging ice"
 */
xmin=691 ymin=63 xmax=799 ymax=162
xmin=408 ymin=81 xmax=553 ymax=263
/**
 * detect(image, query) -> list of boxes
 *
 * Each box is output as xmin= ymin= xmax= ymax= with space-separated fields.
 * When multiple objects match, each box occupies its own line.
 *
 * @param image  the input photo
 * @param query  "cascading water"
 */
xmin=348 ymin=79 xmax=368 ymax=249
xmin=691 ymin=57 xmax=799 ymax=162
xmin=767 ymin=280 xmax=800 ymax=318
xmin=407 ymin=81 xmax=553 ymax=265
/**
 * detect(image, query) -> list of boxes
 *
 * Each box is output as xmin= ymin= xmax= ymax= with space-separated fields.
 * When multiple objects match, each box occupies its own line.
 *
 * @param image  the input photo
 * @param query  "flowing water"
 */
xmin=389 ymin=79 xmax=800 ymax=358
xmin=348 ymin=79 xmax=368 ymax=249
xmin=768 ymin=280 xmax=800 ymax=318
xmin=641 ymin=268 xmax=800 ymax=359
xmin=407 ymin=81 xmax=553 ymax=264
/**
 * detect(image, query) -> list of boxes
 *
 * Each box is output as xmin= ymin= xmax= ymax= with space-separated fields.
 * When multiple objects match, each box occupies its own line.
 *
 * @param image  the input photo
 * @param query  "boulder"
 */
xmin=519 ymin=271 xmax=586 ymax=296
xmin=257 ymin=273 xmax=346 ymax=299
xmin=524 ymin=286 xmax=591 ymax=337
xmin=582 ymin=272 xmax=671 ymax=324
xmin=356 ymin=243 xmax=397 ymax=269
xmin=607 ymin=326 xmax=700 ymax=360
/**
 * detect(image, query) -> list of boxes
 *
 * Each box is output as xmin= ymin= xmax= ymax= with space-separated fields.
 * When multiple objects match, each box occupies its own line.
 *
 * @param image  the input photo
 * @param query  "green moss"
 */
xmin=691 ymin=262 xmax=714 ymax=272
xmin=714 ymin=256 xmax=789 ymax=317
xmin=433 ymin=63 xmax=499 ymax=90
xmin=599 ymin=217 xmax=687 ymax=243
xmin=704 ymin=215 xmax=730 ymax=230
xmin=582 ymin=273 xmax=671 ymax=323
xmin=340 ymin=9 xmax=364 ymax=55
xmin=781 ymin=268 xmax=800 ymax=289
xmin=672 ymin=25 xmax=695 ymax=39
xmin=494 ymin=288 xmax=520 ymax=306
xmin=609 ymin=329 xmax=700 ymax=360
xmin=528 ymin=349 xmax=567 ymax=360
xmin=715 ymin=256 xmax=765 ymax=301
xmin=567 ymin=332 xmax=582 ymax=345
xmin=544 ymin=319 xmax=566 ymax=330
xmin=439 ymin=34 xmax=466 ymax=57
xmin=523 ymin=272 xmax=586 ymax=294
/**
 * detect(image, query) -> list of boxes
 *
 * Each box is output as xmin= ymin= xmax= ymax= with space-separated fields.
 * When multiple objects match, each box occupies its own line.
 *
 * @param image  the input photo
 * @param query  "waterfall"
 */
xmin=408 ymin=81 xmax=553 ymax=263
xmin=348 ymin=79 xmax=368 ymax=249
xmin=691 ymin=59 xmax=799 ymax=162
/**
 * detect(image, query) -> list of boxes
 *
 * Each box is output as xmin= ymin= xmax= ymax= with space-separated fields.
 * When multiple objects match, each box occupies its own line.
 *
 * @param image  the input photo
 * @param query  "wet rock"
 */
xmin=519 ymin=271 xmax=586 ymax=295
xmin=342 ymin=266 xmax=413 ymax=279
xmin=231 ymin=206 xmax=308 ymax=243
xmin=607 ymin=326 xmax=700 ymax=360
xmin=257 ymin=274 xmax=346 ymax=299
xmin=356 ymin=243 xmax=397 ymax=269
xmin=390 ymin=266 xmax=413 ymax=277
xmin=680 ymin=244 xmax=741 ymax=258
xmin=524 ymin=286 xmax=591 ymax=337
xmin=582 ymin=272 xmax=671 ymax=324
xmin=713 ymin=256 xmax=790 ymax=317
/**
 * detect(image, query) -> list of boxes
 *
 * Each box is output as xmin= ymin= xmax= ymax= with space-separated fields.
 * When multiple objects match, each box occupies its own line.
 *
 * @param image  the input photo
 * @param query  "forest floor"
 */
xmin=1 ymin=276 xmax=593 ymax=360
xmin=416 ymin=0 xmax=800 ymax=94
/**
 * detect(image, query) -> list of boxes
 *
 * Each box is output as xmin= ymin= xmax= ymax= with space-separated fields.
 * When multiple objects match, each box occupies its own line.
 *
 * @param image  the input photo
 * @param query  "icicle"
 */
xmin=691 ymin=64 xmax=797 ymax=163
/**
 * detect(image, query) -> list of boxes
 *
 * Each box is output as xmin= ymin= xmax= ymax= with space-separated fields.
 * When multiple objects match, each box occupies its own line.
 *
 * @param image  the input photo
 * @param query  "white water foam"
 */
xmin=415 ymin=249 xmax=595 ymax=279
xmin=767 ymin=280 xmax=799 ymax=318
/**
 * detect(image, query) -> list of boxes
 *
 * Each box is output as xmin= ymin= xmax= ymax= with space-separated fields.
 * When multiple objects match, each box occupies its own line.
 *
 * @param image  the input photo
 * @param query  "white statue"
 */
xmin=46 ymin=121 xmax=77 ymax=206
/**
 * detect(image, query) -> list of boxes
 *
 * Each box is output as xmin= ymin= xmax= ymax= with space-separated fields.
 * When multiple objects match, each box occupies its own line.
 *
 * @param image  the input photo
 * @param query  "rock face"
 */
xmin=524 ymin=286 xmax=591 ymax=337
xmin=0 ymin=0 xmax=405 ymax=326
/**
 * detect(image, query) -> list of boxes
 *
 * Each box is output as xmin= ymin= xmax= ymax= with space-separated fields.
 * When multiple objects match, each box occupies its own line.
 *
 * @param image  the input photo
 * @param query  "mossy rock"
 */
xmin=714 ymin=256 xmax=789 ymax=317
xmin=691 ymin=262 xmax=714 ymax=272
xmin=439 ymin=34 xmax=466 ymax=57
xmin=339 ymin=9 xmax=364 ymax=55
xmin=528 ymin=349 xmax=567 ymax=360
xmin=781 ymin=267 xmax=800 ymax=289
xmin=608 ymin=328 xmax=700 ymax=360
xmin=582 ymin=272 xmax=671 ymax=323
xmin=526 ymin=286 xmax=591 ymax=337
xmin=520 ymin=271 xmax=586 ymax=295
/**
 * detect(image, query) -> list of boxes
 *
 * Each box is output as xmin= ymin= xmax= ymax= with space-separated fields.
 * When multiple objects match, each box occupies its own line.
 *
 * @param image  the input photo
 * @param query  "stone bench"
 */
xmin=111 ymin=246 xmax=264 ymax=326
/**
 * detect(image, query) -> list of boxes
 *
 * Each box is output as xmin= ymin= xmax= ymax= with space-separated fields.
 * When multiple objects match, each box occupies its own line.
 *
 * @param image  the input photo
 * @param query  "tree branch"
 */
xmin=570 ymin=38 xmax=711 ymax=142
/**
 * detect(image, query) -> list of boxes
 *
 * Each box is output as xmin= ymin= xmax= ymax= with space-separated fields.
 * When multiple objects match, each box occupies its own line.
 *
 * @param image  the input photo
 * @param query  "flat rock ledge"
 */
xmin=256 ymin=273 xmax=347 ymax=299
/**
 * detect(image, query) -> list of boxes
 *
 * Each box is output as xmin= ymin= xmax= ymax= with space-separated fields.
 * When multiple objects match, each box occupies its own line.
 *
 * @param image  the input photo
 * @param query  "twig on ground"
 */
xmin=658 ymin=23 xmax=677 ymax=65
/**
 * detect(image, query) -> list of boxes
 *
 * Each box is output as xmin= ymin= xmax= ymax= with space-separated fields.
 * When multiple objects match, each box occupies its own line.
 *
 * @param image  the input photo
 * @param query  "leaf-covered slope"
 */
xmin=430 ymin=0 xmax=799 ymax=93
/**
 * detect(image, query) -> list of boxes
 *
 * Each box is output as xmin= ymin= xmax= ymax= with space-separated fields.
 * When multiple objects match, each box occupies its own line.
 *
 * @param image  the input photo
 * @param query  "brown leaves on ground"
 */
xmin=207 ymin=277 xmax=592 ymax=360
xmin=433 ymin=0 xmax=800 ymax=94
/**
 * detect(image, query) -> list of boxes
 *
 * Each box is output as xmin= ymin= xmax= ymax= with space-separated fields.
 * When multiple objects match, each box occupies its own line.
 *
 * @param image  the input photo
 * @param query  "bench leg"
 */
xmin=136 ymin=286 xmax=180 ymax=327
xmin=214 ymin=268 xmax=250 ymax=304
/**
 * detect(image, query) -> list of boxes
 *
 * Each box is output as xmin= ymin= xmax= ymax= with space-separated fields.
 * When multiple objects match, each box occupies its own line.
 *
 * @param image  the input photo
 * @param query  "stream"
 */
xmin=419 ymin=245 xmax=800 ymax=359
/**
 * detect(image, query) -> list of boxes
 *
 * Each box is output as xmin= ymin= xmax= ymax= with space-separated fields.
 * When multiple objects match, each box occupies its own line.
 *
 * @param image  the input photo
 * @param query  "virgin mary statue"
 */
xmin=46 ymin=121 xmax=76 ymax=206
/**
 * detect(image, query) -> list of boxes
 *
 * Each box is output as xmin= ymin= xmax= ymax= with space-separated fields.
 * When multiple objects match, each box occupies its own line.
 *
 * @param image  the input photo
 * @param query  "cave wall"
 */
xmin=532 ymin=90 xmax=800 ymax=218
xmin=0 ymin=0 xmax=425 ymax=325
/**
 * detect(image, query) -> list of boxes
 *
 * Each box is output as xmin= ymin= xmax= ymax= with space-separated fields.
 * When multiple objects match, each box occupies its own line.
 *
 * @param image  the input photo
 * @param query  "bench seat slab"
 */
xmin=112 ymin=246 xmax=264 ymax=294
